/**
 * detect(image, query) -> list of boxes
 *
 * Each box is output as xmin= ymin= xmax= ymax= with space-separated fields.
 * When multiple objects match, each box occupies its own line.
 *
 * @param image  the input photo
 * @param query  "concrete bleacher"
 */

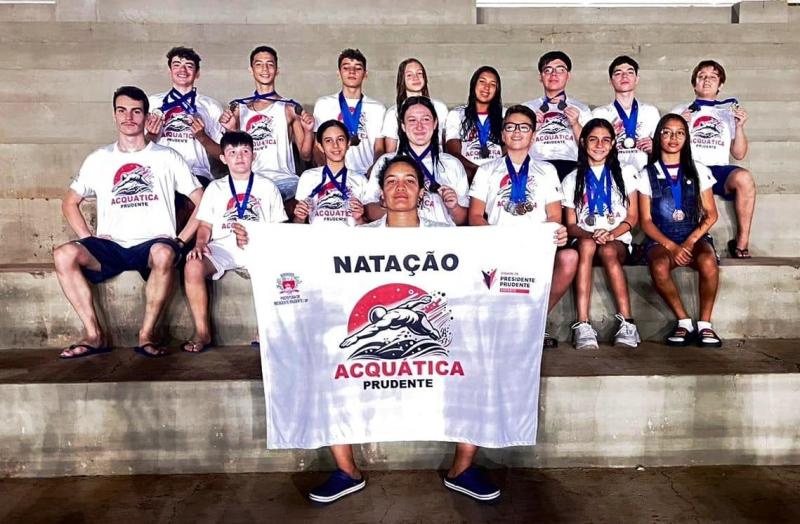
xmin=0 ymin=1 xmax=798 ymax=478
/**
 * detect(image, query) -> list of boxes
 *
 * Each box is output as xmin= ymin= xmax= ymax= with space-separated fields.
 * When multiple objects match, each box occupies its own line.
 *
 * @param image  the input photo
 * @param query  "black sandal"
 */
xmin=727 ymin=239 xmax=751 ymax=259
xmin=543 ymin=331 xmax=558 ymax=349
xmin=697 ymin=328 xmax=723 ymax=348
xmin=666 ymin=323 xmax=694 ymax=347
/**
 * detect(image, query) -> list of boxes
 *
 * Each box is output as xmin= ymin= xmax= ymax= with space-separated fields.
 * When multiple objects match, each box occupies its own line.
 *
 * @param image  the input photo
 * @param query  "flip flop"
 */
xmin=134 ymin=342 xmax=168 ymax=358
xmin=727 ymin=239 xmax=751 ymax=259
xmin=251 ymin=340 xmax=260 ymax=349
xmin=182 ymin=340 xmax=211 ymax=354
xmin=59 ymin=343 xmax=111 ymax=360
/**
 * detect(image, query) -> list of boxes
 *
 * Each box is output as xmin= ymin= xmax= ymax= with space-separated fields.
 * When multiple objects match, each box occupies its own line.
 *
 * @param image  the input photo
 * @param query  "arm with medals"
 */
xmin=730 ymin=103 xmax=749 ymax=161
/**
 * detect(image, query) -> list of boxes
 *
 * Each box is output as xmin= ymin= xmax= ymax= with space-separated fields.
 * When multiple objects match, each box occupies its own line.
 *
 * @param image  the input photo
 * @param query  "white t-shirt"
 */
xmin=592 ymin=100 xmax=660 ymax=172
xmin=195 ymin=173 xmax=287 ymax=252
xmin=380 ymin=98 xmax=449 ymax=147
xmin=469 ymin=156 xmax=564 ymax=226
xmin=363 ymin=151 xmax=470 ymax=226
xmin=70 ymin=142 xmax=200 ymax=248
xmin=637 ymin=161 xmax=716 ymax=197
xmin=295 ymin=166 xmax=368 ymax=227
xmin=313 ymin=93 xmax=385 ymax=175
xmin=671 ymin=102 xmax=737 ymax=166
xmin=238 ymin=99 xmax=296 ymax=177
xmin=444 ymin=105 xmax=504 ymax=166
xmin=561 ymin=164 xmax=640 ymax=245
xmin=148 ymin=90 xmax=224 ymax=182
xmin=523 ymin=96 xmax=592 ymax=162
xmin=360 ymin=215 xmax=451 ymax=228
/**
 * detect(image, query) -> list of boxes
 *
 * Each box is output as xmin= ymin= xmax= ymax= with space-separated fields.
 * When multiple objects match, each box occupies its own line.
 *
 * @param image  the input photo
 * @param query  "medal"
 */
xmin=557 ymin=100 xmax=567 ymax=111
xmin=623 ymin=137 xmax=635 ymax=149
xmin=479 ymin=144 xmax=489 ymax=159
xmin=586 ymin=166 xmax=613 ymax=227
xmin=607 ymin=214 xmax=615 ymax=225
xmin=586 ymin=214 xmax=596 ymax=226
xmin=524 ymin=202 xmax=534 ymax=213
xmin=515 ymin=203 xmax=527 ymax=215
xmin=504 ymin=155 xmax=531 ymax=217
xmin=338 ymin=91 xmax=364 ymax=149
xmin=151 ymin=108 xmax=163 ymax=118
xmin=228 ymin=101 xmax=238 ymax=112
xmin=540 ymin=91 xmax=567 ymax=113
xmin=614 ymin=99 xmax=639 ymax=151
xmin=475 ymin=116 xmax=492 ymax=159
xmin=672 ymin=209 xmax=685 ymax=222
xmin=350 ymin=135 xmax=361 ymax=146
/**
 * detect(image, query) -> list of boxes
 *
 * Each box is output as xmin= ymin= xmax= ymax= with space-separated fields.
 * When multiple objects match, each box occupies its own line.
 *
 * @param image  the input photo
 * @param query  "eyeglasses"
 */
xmin=542 ymin=66 xmax=568 ymax=76
xmin=660 ymin=129 xmax=687 ymax=139
xmin=503 ymin=123 xmax=533 ymax=133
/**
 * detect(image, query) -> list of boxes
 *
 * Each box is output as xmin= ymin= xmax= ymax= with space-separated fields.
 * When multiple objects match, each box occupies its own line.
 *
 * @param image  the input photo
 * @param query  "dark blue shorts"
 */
xmin=709 ymin=165 xmax=740 ymax=201
xmin=545 ymin=159 xmax=577 ymax=182
xmin=76 ymin=237 xmax=182 ymax=284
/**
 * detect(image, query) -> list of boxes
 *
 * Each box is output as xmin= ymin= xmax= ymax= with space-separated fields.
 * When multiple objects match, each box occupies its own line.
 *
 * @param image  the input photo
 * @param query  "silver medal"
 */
xmin=672 ymin=209 xmax=685 ymax=222
xmin=607 ymin=214 xmax=615 ymax=225
xmin=585 ymin=214 xmax=596 ymax=226
xmin=623 ymin=137 xmax=635 ymax=149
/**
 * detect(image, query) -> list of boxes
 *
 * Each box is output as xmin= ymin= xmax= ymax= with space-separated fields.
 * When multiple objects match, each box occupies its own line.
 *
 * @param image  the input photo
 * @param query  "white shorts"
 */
xmin=205 ymin=241 xmax=246 ymax=280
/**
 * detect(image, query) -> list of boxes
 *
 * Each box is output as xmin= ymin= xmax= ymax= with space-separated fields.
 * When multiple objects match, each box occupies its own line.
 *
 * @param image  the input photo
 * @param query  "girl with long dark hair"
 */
xmin=639 ymin=114 xmax=721 ymax=347
xmin=562 ymin=118 xmax=640 ymax=349
xmin=445 ymin=66 xmax=504 ymax=183
xmin=365 ymin=96 xmax=469 ymax=225
xmin=380 ymin=58 xmax=449 ymax=154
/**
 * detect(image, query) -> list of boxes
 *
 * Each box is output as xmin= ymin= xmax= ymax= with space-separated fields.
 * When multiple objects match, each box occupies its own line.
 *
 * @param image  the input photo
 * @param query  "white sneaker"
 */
xmin=614 ymin=314 xmax=641 ymax=348
xmin=571 ymin=321 xmax=599 ymax=350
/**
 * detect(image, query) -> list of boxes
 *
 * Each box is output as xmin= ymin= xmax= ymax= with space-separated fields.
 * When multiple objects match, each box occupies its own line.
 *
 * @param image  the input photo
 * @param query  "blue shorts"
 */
xmin=709 ymin=165 xmax=740 ymax=201
xmin=76 ymin=237 xmax=182 ymax=284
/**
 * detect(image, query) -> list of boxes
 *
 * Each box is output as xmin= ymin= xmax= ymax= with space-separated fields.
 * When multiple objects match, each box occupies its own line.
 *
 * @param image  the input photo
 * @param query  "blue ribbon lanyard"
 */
xmin=228 ymin=90 xmax=304 ymax=114
xmin=504 ymin=155 xmax=531 ymax=204
xmin=586 ymin=166 xmax=613 ymax=216
xmin=658 ymin=160 xmax=683 ymax=212
xmin=229 ymin=172 xmax=255 ymax=219
xmin=539 ymin=91 xmax=567 ymax=112
xmin=613 ymin=99 xmax=638 ymax=141
xmin=160 ymin=88 xmax=197 ymax=114
xmin=310 ymin=166 xmax=349 ymax=200
xmin=407 ymin=146 xmax=438 ymax=188
xmin=338 ymin=92 xmax=364 ymax=140
xmin=475 ymin=115 xmax=492 ymax=150
xmin=688 ymin=97 xmax=739 ymax=112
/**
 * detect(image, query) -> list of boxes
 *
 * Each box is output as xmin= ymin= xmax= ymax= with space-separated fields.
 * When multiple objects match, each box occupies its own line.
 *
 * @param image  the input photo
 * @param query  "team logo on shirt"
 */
xmin=245 ymin=114 xmax=277 ymax=150
xmin=222 ymin=194 xmax=263 ymax=225
xmin=691 ymin=115 xmax=725 ymax=149
xmin=313 ymin=181 xmax=350 ymax=221
xmin=111 ymin=163 xmax=159 ymax=208
xmin=333 ymin=284 xmax=463 ymax=390
xmin=161 ymin=107 xmax=193 ymax=142
xmin=535 ymin=112 xmax=571 ymax=144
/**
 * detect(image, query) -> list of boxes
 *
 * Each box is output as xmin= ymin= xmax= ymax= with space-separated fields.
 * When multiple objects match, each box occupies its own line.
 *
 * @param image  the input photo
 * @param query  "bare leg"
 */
xmin=329 ymin=444 xmax=361 ymax=479
xmin=548 ymin=248 xmax=578 ymax=312
xmin=448 ymin=443 xmax=478 ymax=478
xmin=574 ymin=238 xmax=597 ymax=321
xmin=598 ymin=241 xmax=632 ymax=318
xmin=726 ymin=168 xmax=756 ymax=250
xmin=138 ymin=243 xmax=176 ymax=354
xmin=53 ymin=242 xmax=105 ymax=356
xmin=690 ymin=241 xmax=719 ymax=322
xmin=183 ymin=256 xmax=216 ymax=350
xmin=647 ymin=246 xmax=689 ymax=320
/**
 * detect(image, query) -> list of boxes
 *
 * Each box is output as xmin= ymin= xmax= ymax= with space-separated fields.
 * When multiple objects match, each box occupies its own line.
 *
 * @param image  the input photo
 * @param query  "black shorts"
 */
xmin=544 ymin=159 xmax=577 ymax=182
xmin=76 ymin=237 xmax=182 ymax=284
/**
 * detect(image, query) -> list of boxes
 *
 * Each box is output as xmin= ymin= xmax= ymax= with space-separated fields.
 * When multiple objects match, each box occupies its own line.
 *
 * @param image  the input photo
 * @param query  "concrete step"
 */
xmin=1 ymin=256 xmax=798 ymax=350
xmin=478 ymin=6 xmax=734 ymax=25
xmin=3 ymin=42 xmax=799 ymax=72
xmin=1 ymin=100 xmax=795 ymax=144
xmin=1 ymin=343 xmax=798 ymax=477
xmin=2 ymin=21 xmax=799 ymax=44
xmin=3 ymin=140 xmax=795 ymax=200
xmin=2 ymin=69 xmax=798 ymax=106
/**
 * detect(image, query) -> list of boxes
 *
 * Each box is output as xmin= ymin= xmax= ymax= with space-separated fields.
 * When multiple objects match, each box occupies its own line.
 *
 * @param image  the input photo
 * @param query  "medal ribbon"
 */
xmin=310 ymin=166 xmax=349 ymax=200
xmin=613 ymin=99 xmax=639 ymax=143
xmin=658 ymin=160 xmax=683 ymax=213
xmin=407 ymin=146 xmax=438 ymax=188
xmin=688 ymin=97 xmax=739 ymax=112
xmin=228 ymin=90 xmax=303 ymax=113
xmin=539 ymin=91 xmax=567 ymax=112
xmin=338 ymin=92 xmax=364 ymax=140
xmin=586 ymin=166 xmax=613 ymax=216
xmin=160 ymin=88 xmax=197 ymax=114
xmin=228 ymin=172 xmax=255 ymax=219
xmin=505 ymin=155 xmax=530 ymax=204
xmin=475 ymin=114 xmax=492 ymax=151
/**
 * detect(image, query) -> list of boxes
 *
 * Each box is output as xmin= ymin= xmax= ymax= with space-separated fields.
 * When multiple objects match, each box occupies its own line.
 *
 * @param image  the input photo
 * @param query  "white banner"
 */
xmin=246 ymin=223 xmax=556 ymax=449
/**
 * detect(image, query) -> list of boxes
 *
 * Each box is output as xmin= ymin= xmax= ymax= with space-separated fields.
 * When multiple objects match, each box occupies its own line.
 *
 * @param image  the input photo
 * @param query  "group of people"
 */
xmin=51 ymin=45 xmax=758 ymax=503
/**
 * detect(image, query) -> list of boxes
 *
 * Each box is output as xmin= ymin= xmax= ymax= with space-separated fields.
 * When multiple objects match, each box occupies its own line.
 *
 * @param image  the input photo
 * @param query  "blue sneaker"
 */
xmin=308 ymin=469 xmax=366 ymax=504
xmin=443 ymin=466 xmax=500 ymax=501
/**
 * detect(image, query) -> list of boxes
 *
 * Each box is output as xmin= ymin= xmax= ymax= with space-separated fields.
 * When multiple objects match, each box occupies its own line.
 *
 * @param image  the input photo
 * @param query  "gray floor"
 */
xmin=1 ymin=466 xmax=798 ymax=523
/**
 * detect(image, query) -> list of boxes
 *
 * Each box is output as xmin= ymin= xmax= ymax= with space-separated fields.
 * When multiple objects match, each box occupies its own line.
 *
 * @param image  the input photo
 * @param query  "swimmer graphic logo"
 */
xmin=110 ymin=163 xmax=158 ymax=208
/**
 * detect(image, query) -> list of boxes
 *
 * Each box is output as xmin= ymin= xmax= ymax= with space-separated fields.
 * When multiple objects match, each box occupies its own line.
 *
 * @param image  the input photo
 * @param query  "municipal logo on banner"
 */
xmin=334 ymin=283 xmax=463 ymax=390
xmin=111 ymin=163 xmax=158 ymax=208
xmin=482 ymin=268 xmax=536 ymax=294
xmin=272 ymin=272 xmax=308 ymax=305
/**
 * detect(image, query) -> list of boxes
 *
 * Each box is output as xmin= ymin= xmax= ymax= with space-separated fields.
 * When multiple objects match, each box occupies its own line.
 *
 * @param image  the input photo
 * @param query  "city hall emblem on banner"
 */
xmin=273 ymin=272 xmax=308 ymax=305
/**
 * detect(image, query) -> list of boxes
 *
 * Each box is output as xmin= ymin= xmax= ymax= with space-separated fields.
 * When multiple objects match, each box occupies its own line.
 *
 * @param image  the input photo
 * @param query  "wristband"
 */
xmin=621 ymin=220 xmax=633 ymax=232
